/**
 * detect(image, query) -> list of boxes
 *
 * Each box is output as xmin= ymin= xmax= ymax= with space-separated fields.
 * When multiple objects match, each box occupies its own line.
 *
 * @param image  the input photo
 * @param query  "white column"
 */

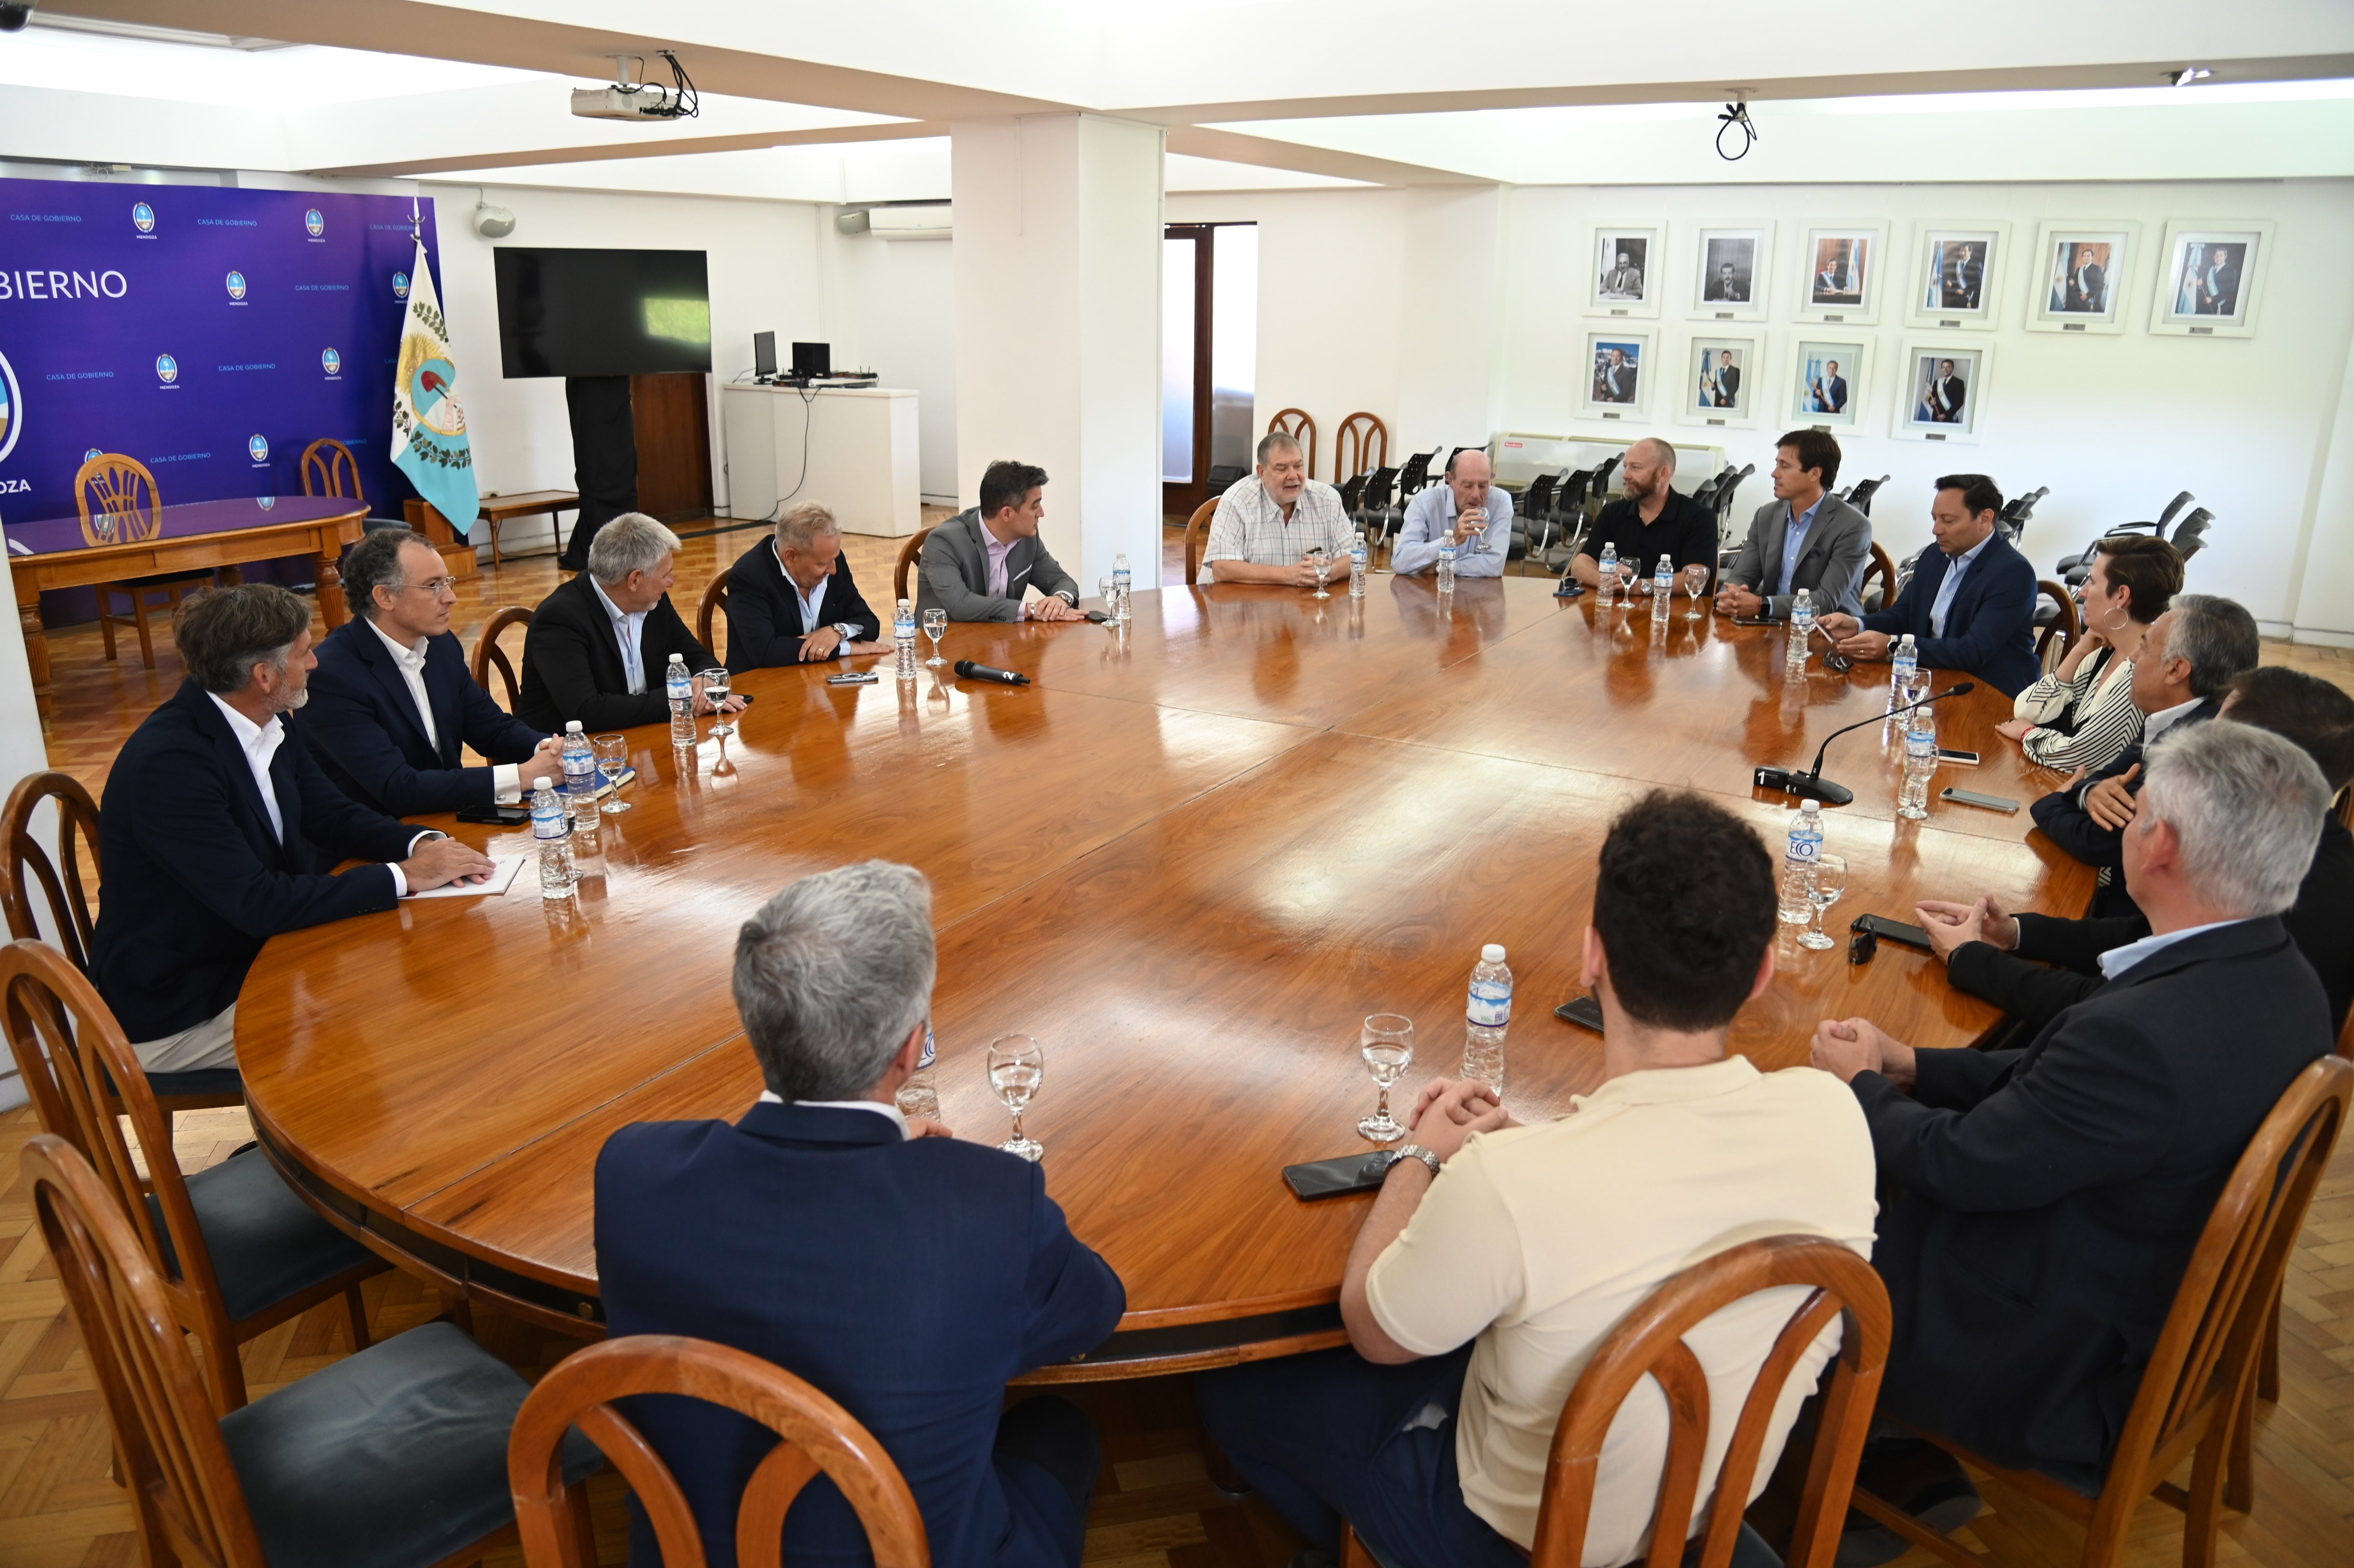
xmin=951 ymin=114 xmax=1164 ymax=591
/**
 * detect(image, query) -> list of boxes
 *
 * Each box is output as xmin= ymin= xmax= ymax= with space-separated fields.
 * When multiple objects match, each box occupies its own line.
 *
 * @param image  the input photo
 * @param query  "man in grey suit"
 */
xmin=918 ymin=460 xmax=1085 ymax=623
xmin=1716 ymin=428 xmax=1872 ymax=620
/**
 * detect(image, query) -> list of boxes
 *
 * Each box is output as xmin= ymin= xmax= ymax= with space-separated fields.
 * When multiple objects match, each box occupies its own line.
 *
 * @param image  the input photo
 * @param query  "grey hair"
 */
xmin=1255 ymin=432 xmax=1302 ymax=465
xmin=342 ymin=528 xmax=434 ymax=621
xmin=734 ymin=860 xmax=936 ymax=1101
xmin=1630 ymin=437 xmax=1678 ymax=475
xmin=776 ymin=501 xmax=842 ymax=555
xmin=2166 ymin=594 xmax=2260 ymax=697
xmin=173 ymin=583 xmax=310 ymax=695
xmin=2138 ymin=721 xmax=2327 ymax=919
xmin=586 ymin=513 xmax=682 ymax=586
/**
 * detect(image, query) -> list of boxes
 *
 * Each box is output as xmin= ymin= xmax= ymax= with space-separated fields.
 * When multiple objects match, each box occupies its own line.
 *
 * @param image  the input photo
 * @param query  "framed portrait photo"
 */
xmin=1688 ymin=222 xmax=1773 ymax=323
xmin=1676 ymin=334 xmax=1764 ymax=430
xmin=1893 ymin=341 xmax=1992 ymax=444
xmin=1905 ymin=220 xmax=2009 ymax=330
xmin=1577 ymin=328 xmax=1653 ymax=420
xmin=1588 ymin=223 xmax=1663 ymax=318
xmin=2149 ymin=219 xmax=2274 ymax=337
xmin=2024 ymin=220 xmax=2139 ymax=335
xmin=1794 ymin=221 xmax=1887 ymax=325
xmin=1786 ymin=338 xmax=1872 ymax=431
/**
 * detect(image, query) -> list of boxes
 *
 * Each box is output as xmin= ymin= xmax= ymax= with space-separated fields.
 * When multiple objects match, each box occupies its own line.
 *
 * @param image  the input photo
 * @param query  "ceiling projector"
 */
xmin=571 ymin=50 xmax=698 ymax=121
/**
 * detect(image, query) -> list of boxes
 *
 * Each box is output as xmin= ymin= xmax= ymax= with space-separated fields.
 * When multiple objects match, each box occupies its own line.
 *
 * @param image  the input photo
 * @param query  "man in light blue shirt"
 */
xmin=1393 ymin=450 xmax=1513 ymax=578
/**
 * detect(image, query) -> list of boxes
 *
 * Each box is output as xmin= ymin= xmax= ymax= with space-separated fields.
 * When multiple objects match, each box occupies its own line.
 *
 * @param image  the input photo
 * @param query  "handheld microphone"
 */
xmin=953 ymin=660 xmax=1031 ymax=686
xmin=1753 ymin=682 xmax=1977 ymax=806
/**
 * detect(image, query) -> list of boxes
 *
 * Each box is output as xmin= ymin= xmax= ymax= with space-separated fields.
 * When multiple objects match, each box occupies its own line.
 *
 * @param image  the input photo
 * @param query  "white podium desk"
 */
xmin=722 ymin=384 xmax=922 ymax=538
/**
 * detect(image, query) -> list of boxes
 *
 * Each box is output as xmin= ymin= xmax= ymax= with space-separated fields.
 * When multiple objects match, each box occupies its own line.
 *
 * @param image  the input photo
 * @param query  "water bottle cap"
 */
xmin=670 ymin=653 xmax=685 ymax=664
xmin=1800 ymin=799 xmax=1820 ymax=814
xmin=533 ymin=776 xmax=552 ymax=790
xmin=565 ymin=720 xmax=583 ymax=732
xmin=1481 ymin=943 xmax=1507 ymax=963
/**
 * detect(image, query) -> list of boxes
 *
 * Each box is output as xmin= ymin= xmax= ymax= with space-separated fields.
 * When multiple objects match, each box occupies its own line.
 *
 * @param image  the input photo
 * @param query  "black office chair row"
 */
xmin=2057 ymin=490 xmax=2214 ymax=588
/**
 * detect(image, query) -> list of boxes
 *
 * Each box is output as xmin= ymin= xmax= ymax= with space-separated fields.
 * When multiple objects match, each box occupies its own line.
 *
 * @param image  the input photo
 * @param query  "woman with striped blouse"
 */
xmin=1996 ymin=535 xmax=2184 ymax=772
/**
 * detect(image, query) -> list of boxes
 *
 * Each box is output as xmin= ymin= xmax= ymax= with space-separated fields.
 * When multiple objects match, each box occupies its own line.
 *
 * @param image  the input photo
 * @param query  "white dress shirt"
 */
xmin=590 ymin=574 xmax=650 ymax=695
xmin=2142 ymin=693 xmax=2206 ymax=746
xmin=756 ymin=1090 xmax=909 ymax=1139
xmin=207 ymin=692 xmax=417 ymax=895
xmin=368 ymin=620 xmax=524 ymax=804
xmin=2098 ymin=918 xmax=2251 ymax=982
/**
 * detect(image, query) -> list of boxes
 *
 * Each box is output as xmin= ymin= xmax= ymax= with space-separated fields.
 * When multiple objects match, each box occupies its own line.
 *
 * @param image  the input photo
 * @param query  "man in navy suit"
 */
xmin=1816 ymin=475 xmax=2041 ymax=696
xmin=725 ymin=501 xmax=883 ymax=669
xmin=303 ymin=530 xmax=562 ymax=816
xmin=596 ymin=860 xmax=1125 ymax=1568
xmin=90 ymin=586 xmax=494 ymax=1069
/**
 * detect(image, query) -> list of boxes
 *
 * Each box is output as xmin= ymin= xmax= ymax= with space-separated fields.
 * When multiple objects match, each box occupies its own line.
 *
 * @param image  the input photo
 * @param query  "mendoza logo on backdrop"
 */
xmin=131 ymin=201 xmax=155 ymax=235
xmin=391 ymin=270 xmax=409 ymax=300
xmin=248 ymin=434 xmax=269 ymax=465
xmin=321 ymin=347 xmax=341 ymax=377
xmin=0 ymin=350 xmax=19 ymax=465
xmin=225 ymin=270 xmax=248 ymax=302
xmin=304 ymin=208 xmax=325 ymax=239
xmin=154 ymin=353 xmax=179 ymax=385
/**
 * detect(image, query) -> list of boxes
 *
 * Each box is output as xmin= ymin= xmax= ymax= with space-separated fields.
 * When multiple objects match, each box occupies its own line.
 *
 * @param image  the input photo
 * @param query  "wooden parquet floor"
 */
xmin=6 ymin=521 xmax=2354 ymax=1568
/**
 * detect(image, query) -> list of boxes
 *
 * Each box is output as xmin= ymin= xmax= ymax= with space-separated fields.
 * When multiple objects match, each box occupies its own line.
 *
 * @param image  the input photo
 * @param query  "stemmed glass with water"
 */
xmin=1308 ymin=547 xmax=1334 ymax=600
xmin=1358 ymin=1014 xmax=1414 ymax=1142
xmin=1614 ymin=554 xmax=1640 ymax=608
xmin=1683 ymin=563 xmax=1710 ymax=620
xmin=922 ymin=608 xmax=948 ymax=667
xmin=1801 ymin=854 xmax=1848 ymax=950
xmin=593 ymin=734 xmax=631 ymax=813
xmin=988 ymin=1035 xmax=1045 ymax=1161
xmin=698 ymin=667 xmax=734 ymax=737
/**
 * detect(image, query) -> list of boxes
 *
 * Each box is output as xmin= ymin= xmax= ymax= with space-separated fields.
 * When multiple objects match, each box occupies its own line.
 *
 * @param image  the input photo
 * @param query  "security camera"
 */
xmin=473 ymin=202 xmax=516 ymax=239
xmin=0 ymin=4 xmax=38 ymax=33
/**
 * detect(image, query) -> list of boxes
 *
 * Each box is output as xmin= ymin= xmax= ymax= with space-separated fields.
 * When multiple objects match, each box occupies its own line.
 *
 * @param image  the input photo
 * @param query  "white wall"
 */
xmin=818 ymin=219 xmax=960 ymax=503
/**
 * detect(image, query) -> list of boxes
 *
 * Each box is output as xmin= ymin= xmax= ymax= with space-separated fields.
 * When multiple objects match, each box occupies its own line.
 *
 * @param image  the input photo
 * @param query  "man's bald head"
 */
xmin=1622 ymin=438 xmax=1676 ymax=502
xmin=1445 ymin=449 xmax=1493 ymax=514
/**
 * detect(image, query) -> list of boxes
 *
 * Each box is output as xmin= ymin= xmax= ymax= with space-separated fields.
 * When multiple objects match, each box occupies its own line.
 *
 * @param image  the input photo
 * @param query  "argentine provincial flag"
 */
xmin=389 ymin=236 xmax=477 ymax=529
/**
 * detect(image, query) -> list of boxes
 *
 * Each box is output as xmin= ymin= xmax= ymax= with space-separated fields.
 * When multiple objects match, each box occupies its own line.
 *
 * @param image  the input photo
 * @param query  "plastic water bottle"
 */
xmin=1900 ymin=711 xmax=1938 ymax=820
xmin=531 ymin=776 xmax=573 ymax=898
xmin=1349 ymin=530 xmax=1368 ymax=598
xmin=1113 ymin=553 xmax=1133 ymax=623
xmin=1786 ymin=589 xmax=1815 ymax=672
xmin=894 ymin=598 xmax=918 ymax=682
xmin=896 ymin=1025 xmax=941 ymax=1121
xmin=1462 ymin=944 xmax=1511 ymax=1095
xmin=560 ymin=722 xmax=596 ymax=820
xmin=1437 ymin=539 xmax=1458 ymax=592
xmin=666 ymin=654 xmax=694 ymax=749
xmin=1598 ymin=542 xmax=1619 ymax=604
xmin=1652 ymin=554 xmax=1674 ymax=620
xmin=1779 ymin=800 xmax=1824 ymax=923
xmin=1890 ymin=634 xmax=1918 ymax=710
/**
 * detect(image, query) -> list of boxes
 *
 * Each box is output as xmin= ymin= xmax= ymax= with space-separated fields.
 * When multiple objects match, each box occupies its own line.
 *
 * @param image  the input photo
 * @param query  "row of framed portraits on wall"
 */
xmin=1576 ymin=328 xmax=1997 ymax=445
xmin=1587 ymin=217 xmax=2274 ymax=339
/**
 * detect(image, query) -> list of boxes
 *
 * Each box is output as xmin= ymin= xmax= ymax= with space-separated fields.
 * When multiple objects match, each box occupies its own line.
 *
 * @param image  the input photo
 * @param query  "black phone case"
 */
xmin=1852 ymin=913 xmax=1934 ymax=949
xmin=455 ymin=805 xmax=529 ymax=826
xmin=1554 ymin=994 xmax=1605 ymax=1032
xmin=1283 ymin=1151 xmax=1393 ymax=1200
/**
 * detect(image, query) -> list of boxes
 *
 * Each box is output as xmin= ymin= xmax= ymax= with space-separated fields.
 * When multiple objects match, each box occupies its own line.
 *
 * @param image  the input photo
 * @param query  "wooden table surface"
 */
xmin=239 ymin=575 xmax=2093 ymax=1371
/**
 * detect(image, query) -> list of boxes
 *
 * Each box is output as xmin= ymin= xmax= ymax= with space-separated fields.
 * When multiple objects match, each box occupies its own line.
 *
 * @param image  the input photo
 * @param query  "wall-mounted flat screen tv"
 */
xmin=494 ymin=247 xmax=712 ymax=377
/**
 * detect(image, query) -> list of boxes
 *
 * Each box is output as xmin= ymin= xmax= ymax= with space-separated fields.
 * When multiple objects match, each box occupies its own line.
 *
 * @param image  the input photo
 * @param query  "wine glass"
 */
xmin=1802 ymin=854 xmax=1848 ymax=951
xmin=988 ymin=1035 xmax=1045 ymax=1161
xmin=1614 ymin=554 xmax=1639 ymax=608
xmin=698 ymin=667 xmax=734 ymax=738
xmin=1308 ymin=547 xmax=1332 ymax=600
xmin=922 ymin=608 xmax=947 ymax=667
xmin=1683 ymin=562 xmax=1710 ymax=620
xmin=1358 ymin=1014 xmax=1414 ymax=1143
xmin=592 ymin=735 xmax=631 ymax=813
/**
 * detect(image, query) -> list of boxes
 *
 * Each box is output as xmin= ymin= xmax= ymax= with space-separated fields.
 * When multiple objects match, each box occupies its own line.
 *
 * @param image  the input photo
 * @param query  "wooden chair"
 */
xmin=1267 ymin=408 xmax=1318 ymax=479
xmin=2255 ymin=1020 xmax=2354 ymax=1402
xmin=1333 ymin=411 xmax=1389 ymax=485
xmin=2035 ymin=579 xmax=2081 ymax=672
xmin=24 ymin=1132 xmax=588 ymax=1568
xmin=1341 ymin=1236 xmax=1889 ymax=1568
xmin=894 ymin=527 xmax=935 ymax=606
xmin=76 ymin=452 xmax=207 ymax=670
xmin=1853 ymin=1055 xmax=2351 ymax=1568
xmin=1 ymin=771 xmax=241 ymax=1111
xmin=1858 ymin=544 xmax=1896 ymax=616
xmin=511 ymin=1332 xmax=931 ymax=1568
xmin=300 ymin=437 xmax=408 ymax=538
xmin=1 ymin=939 xmax=385 ymax=1412
xmin=473 ymin=605 xmax=533 ymax=711
xmin=1182 ymin=498 xmax=1218 ymax=587
xmin=698 ymin=574 xmax=729 ymax=659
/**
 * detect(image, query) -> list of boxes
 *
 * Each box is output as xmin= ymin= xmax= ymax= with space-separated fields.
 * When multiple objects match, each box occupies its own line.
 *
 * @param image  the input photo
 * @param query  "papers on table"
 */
xmin=410 ymin=855 xmax=526 ymax=899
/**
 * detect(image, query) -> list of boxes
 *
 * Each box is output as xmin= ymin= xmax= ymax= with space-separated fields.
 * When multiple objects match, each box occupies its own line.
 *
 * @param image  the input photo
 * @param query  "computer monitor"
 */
xmin=753 ymin=331 xmax=776 ymax=379
xmin=791 ymin=341 xmax=831 ymax=377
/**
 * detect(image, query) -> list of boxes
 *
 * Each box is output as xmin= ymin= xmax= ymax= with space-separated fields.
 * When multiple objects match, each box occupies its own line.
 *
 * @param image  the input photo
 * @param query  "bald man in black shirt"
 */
xmin=1569 ymin=438 xmax=1720 ymax=596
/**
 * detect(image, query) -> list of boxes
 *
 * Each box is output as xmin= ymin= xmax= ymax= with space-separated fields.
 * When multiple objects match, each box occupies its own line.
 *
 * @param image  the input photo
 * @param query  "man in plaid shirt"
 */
xmin=1201 ymin=434 xmax=1355 ymax=587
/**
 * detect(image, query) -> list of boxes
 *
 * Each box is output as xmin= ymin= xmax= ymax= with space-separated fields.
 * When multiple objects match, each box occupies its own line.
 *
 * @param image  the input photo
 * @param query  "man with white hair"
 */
xmin=1201 ymin=432 xmax=1355 ymax=586
xmin=517 ymin=511 xmax=744 ymax=732
xmin=725 ymin=500 xmax=882 ymax=668
xmin=1569 ymin=438 xmax=1717 ymax=596
xmin=596 ymin=860 xmax=1126 ymax=1568
xmin=1811 ymin=721 xmax=2333 ymax=1557
xmin=1392 ymin=449 xmax=1514 ymax=579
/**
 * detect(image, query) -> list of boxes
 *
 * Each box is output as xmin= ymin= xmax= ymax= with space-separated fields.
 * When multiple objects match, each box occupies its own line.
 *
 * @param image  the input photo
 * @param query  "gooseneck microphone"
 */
xmin=1753 ymin=682 xmax=1977 ymax=806
xmin=953 ymin=660 xmax=1031 ymax=686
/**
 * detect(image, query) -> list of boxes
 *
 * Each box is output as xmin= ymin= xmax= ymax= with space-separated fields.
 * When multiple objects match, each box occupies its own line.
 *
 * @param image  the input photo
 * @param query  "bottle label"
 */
xmin=918 ymin=1027 xmax=936 ymax=1070
xmin=532 ymin=806 xmax=568 ymax=840
xmin=1787 ymin=834 xmax=1821 ymax=863
xmin=1468 ymin=982 xmax=1511 ymax=1027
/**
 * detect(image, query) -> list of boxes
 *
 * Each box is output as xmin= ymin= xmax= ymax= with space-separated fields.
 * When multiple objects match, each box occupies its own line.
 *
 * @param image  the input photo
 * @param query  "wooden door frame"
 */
xmin=1161 ymin=225 xmax=1215 ymax=520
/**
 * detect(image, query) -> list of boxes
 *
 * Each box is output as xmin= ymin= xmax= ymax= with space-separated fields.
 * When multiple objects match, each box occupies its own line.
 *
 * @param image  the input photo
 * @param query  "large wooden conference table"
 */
xmin=241 ymin=574 xmax=2094 ymax=1376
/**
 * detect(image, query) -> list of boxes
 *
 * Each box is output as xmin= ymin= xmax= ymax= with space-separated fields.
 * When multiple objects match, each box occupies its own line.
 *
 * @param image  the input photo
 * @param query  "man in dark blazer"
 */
xmin=1926 ymin=360 xmax=1966 ymax=423
xmin=724 ymin=500 xmax=882 ymax=669
xmin=597 ymin=860 xmax=1125 ymax=1568
xmin=1718 ymin=427 xmax=1872 ymax=619
xmin=516 ymin=512 xmax=745 ymax=733
xmin=1817 ymin=474 xmax=2039 ymax=696
xmin=91 ymin=586 xmax=493 ymax=1068
xmin=1709 ymin=349 xmax=1740 ymax=408
xmin=303 ymin=529 xmax=561 ymax=816
xmin=1811 ymin=360 xmax=1848 ymax=415
xmin=919 ymin=460 xmax=1084 ymax=624
xmin=2064 ymin=247 xmax=2107 ymax=313
xmin=1813 ymin=721 xmax=2332 ymax=1545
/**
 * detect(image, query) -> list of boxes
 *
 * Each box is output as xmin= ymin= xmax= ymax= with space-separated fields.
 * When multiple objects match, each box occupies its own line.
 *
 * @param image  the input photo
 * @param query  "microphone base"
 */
xmin=1752 ymin=767 xmax=1855 ymax=807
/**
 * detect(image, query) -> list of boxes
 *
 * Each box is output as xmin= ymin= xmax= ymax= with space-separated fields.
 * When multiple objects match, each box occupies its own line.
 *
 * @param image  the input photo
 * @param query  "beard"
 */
xmin=277 ymin=687 xmax=309 ymax=713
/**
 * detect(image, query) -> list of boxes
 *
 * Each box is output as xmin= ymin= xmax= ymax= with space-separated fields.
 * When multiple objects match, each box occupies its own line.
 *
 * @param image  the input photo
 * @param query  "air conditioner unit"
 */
xmin=843 ymin=203 xmax=952 ymax=241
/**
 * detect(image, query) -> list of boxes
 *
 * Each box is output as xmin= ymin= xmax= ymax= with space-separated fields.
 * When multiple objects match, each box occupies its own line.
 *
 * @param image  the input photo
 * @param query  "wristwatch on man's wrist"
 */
xmin=1380 ymin=1144 xmax=1443 ymax=1179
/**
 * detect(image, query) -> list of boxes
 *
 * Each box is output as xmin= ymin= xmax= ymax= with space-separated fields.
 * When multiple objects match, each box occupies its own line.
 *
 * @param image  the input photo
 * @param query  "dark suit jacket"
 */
xmin=1822 ymin=375 xmax=1848 ymax=413
xmin=1930 ymin=376 xmax=1967 ymax=420
xmin=2029 ymin=699 xmax=2222 ymax=873
xmin=724 ymin=539 xmax=883 ymax=670
xmin=515 ymin=571 xmax=718 ymax=733
xmin=1714 ymin=365 xmax=1740 ymax=406
xmin=91 ymin=680 xmax=418 ymax=1042
xmin=596 ymin=1102 xmax=1126 ymax=1568
xmin=1863 ymin=529 xmax=2040 ymax=696
xmin=1855 ymin=917 xmax=2329 ymax=1489
xmin=917 ymin=507 xmax=1081 ymax=624
xmin=301 ymin=618 xmax=548 ymax=815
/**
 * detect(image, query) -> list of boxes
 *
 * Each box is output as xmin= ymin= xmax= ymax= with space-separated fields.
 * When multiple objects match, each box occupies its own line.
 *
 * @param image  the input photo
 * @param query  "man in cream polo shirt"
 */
xmin=1200 ymin=793 xmax=1877 ymax=1568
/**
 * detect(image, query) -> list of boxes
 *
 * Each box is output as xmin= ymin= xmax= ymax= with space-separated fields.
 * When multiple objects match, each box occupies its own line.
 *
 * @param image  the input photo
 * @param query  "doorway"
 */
xmin=1161 ymin=223 xmax=1258 ymax=519
xmin=631 ymin=372 xmax=714 ymax=521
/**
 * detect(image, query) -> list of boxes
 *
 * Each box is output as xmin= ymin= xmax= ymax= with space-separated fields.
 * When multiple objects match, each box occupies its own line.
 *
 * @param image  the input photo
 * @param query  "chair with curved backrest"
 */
xmin=76 ymin=452 xmax=210 ymax=670
xmin=1267 ymin=408 xmax=1318 ymax=479
xmin=25 ymin=1132 xmax=593 ymax=1568
xmin=0 ymin=771 xmax=241 ymax=1111
xmin=1843 ymin=475 xmax=1890 ymax=518
xmin=0 ymin=939 xmax=384 ymax=1412
xmin=2169 ymin=508 xmax=2214 ymax=565
xmin=1999 ymin=486 xmax=2050 ymax=545
xmin=1858 ymin=544 xmax=1897 ymax=617
xmin=894 ymin=527 xmax=936 ymax=606
xmin=1339 ymin=473 xmax=1368 ymax=515
xmin=2155 ymin=490 xmax=2198 ymax=533
xmin=1183 ymin=498 xmax=1219 ymax=587
xmin=698 ymin=574 xmax=729 ymax=659
xmin=1854 ymin=1055 xmax=2351 ymax=1568
xmin=509 ymin=1333 xmax=931 ymax=1568
xmin=1340 ymin=1236 xmax=1890 ymax=1568
xmin=1396 ymin=450 xmax=1435 ymax=500
xmin=1590 ymin=452 xmax=1623 ymax=499
xmin=473 ymin=605 xmax=533 ymax=713
xmin=300 ymin=437 xmax=410 ymax=538
xmin=2034 ymin=580 xmax=2081 ymax=672
xmin=1333 ymin=412 xmax=1389 ymax=486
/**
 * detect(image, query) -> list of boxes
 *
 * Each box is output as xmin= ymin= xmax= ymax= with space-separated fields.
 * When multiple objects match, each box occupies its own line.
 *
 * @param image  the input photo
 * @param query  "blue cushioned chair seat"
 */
xmin=218 ymin=1320 xmax=603 ymax=1568
xmin=148 ymin=1066 xmax=244 ymax=1101
xmin=146 ymin=1145 xmax=375 ymax=1323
